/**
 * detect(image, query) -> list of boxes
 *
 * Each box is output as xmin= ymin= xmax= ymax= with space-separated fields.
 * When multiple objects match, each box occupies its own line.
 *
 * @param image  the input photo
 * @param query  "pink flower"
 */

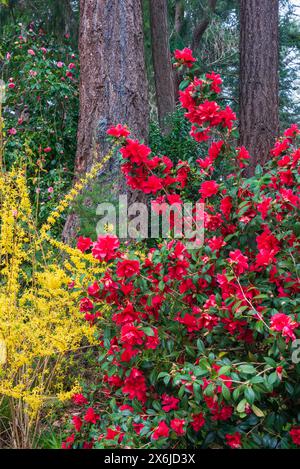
xmin=8 ymin=83 xmax=15 ymax=89
xmin=68 ymin=63 xmax=76 ymax=70
xmin=8 ymin=128 xmax=17 ymax=136
xmin=44 ymin=147 xmax=52 ymax=153
xmin=6 ymin=52 xmax=11 ymax=60
xmin=47 ymin=187 xmax=54 ymax=194
xmin=57 ymin=61 xmax=64 ymax=68
xmin=40 ymin=47 xmax=47 ymax=54
xmin=28 ymin=49 xmax=35 ymax=56
xmin=270 ymin=313 xmax=299 ymax=342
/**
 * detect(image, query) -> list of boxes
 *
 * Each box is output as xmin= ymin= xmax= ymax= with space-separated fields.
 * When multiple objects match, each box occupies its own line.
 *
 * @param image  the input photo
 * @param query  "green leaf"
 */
xmin=218 ymin=366 xmax=231 ymax=375
xmin=143 ymin=327 xmax=155 ymax=337
xmin=238 ymin=364 xmax=257 ymax=375
xmin=236 ymin=399 xmax=247 ymax=413
xmin=268 ymin=372 xmax=278 ymax=387
xmin=244 ymin=387 xmax=255 ymax=405
xmin=222 ymin=384 xmax=231 ymax=401
xmin=252 ymin=404 xmax=265 ymax=418
xmin=157 ymin=372 xmax=169 ymax=380
xmin=197 ymin=339 xmax=205 ymax=353
xmin=204 ymin=383 xmax=215 ymax=397
xmin=232 ymin=387 xmax=241 ymax=401
xmin=179 ymin=80 xmax=190 ymax=91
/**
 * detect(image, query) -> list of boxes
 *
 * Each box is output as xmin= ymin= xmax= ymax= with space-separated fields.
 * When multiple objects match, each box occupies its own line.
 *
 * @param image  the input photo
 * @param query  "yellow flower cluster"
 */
xmin=0 ymin=146 xmax=114 ymax=447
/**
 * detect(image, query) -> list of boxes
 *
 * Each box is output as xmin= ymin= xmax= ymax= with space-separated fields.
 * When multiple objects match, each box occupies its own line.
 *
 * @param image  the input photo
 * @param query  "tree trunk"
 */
xmin=76 ymin=0 xmax=149 ymax=176
xmin=174 ymin=0 xmax=184 ymax=36
xmin=149 ymin=0 xmax=175 ymax=132
xmin=63 ymin=0 xmax=149 ymax=241
xmin=239 ymin=0 xmax=279 ymax=175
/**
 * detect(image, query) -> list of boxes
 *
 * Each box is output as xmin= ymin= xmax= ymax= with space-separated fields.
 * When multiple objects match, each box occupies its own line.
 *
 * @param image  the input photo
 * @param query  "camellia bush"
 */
xmin=1 ymin=24 xmax=78 ymax=228
xmin=62 ymin=48 xmax=300 ymax=449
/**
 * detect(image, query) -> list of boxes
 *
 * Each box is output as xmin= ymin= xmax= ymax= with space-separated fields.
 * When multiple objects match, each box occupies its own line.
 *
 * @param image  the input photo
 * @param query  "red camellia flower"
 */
xmin=87 ymin=281 xmax=100 ymax=298
xmin=270 ymin=313 xmax=299 ymax=342
xmin=206 ymin=71 xmax=223 ymax=94
xmin=61 ymin=434 xmax=75 ymax=449
xmin=237 ymin=146 xmax=250 ymax=168
xmin=107 ymin=124 xmax=131 ymax=138
xmin=257 ymin=197 xmax=272 ymax=220
xmin=64 ymin=49 xmax=300 ymax=450
xmin=174 ymin=48 xmax=196 ymax=68
xmin=79 ymin=297 xmax=94 ymax=313
xmin=284 ymin=123 xmax=299 ymax=139
xmin=122 ymin=368 xmax=147 ymax=402
xmin=161 ymin=394 xmax=179 ymax=412
xmin=106 ymin=427 xmax=124 ymax=443
xmin=116 ymin=259 xmax=140 ymax=278
xmin=225 ymin=432 xmax=242 ymax=449
xmin=290 ymin=427 xmax=300 ymax=445
xmin=120 ymin=323 xmax=145 ymax=347
xmin=199 ymin=180 xmax=219 ymax=199
xmin=152 ymin=421 xmax=170 ymax=440
xmin=191 ymin=413 xmax=205 ymax=432
xmin=92 ymin=235 xmax=120 ymax=262
xmin=77 ymin=236 xmax=92 ymax=253
xmin=120 ymin=139 xmax=151 ymax=164
xmin=72 ymin=415 xmax=83 ymax=432
xmin=228 ymin=249 xmax=249 ymax=275
xmin=72 ymin=393 xmax=88 ymax=406
xmin=145 ymin=327 xmax=160 ymax=350
xmin=170 ymin=418 xmax=186 ymax=436
xmin=84 ymin=407 xmax=100 ymax=424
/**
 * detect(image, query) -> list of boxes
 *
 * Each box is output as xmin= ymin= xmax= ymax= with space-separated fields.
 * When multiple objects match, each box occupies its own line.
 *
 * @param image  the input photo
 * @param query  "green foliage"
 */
xmin=1 ymin=25 xmax=79 ymax=230
xmin=0 ymin=1 xmax=79 ymax=45
xmin=149 ymin=107 xmax=201 ymax=165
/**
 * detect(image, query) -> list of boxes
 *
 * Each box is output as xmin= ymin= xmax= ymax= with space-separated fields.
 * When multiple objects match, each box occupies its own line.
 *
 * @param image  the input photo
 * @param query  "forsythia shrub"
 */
xmin=0 ymin=142 xmax=115 ymax=447
xmin=62 ymin=49 xmax=299 ymax=449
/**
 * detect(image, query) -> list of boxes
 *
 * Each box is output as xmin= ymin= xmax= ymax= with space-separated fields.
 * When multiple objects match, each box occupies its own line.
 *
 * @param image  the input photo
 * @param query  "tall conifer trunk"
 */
xmin=239 ymin=0 xmax=279 ymax=174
